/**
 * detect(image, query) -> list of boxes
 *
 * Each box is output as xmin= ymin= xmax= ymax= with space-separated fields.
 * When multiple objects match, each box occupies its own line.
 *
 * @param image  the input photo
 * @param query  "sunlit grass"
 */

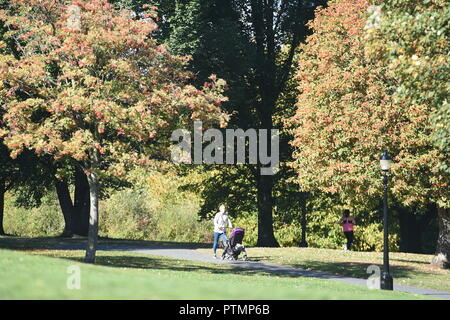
xmin=0 ymin=248 xmax=432 ymax=300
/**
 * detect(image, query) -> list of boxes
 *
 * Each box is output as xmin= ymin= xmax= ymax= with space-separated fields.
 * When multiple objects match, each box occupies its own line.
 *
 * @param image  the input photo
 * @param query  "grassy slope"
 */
xmin=0 ymin=249 xmax=432 ymax=300
xmin=196 ymin=247 xmax=450 ymax=292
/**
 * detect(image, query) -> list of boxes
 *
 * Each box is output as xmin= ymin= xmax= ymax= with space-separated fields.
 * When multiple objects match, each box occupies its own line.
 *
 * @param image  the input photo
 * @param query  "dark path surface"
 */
xmin=47 ymin=241 xmax=450 ymax=300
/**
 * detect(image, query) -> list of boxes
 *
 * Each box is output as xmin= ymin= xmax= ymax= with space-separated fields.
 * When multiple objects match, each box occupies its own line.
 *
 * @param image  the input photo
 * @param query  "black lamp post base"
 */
xmin=380 ymin=272 xmax=393 ymax=290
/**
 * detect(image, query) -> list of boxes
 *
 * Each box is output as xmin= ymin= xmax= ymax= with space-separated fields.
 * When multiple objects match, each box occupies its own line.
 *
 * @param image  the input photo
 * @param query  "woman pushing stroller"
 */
xmin=212 ymin=204 xmax=233 ymax=259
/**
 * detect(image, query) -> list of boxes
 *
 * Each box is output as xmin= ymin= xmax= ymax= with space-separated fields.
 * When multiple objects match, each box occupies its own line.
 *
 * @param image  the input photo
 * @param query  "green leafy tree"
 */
xmin=159 ymin=0 xmax=324 ymax=247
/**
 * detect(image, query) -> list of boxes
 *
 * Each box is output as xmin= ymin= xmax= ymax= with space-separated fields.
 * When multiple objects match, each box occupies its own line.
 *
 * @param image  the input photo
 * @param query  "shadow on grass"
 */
xmin=0 ymin=236 xmax=211 ymax=251
xmin=389 ymin=257 xmax=431 ymax=265
xmin=104 ymin=255 xmax=254 ymax=275
xmin=0 ymin=235 xmax=71 ymax=250
xmin=42 ymin=253 xmax=281 ymax=279
xmin=246 ymin=256 xmax=275 ymax=262
xmin=285 ymin=259 xmax=425 ymax=280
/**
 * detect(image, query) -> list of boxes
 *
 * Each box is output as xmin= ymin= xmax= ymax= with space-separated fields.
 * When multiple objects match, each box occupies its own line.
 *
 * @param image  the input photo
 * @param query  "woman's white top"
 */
xmin=213 ymin=212 xmax=233 ymax=233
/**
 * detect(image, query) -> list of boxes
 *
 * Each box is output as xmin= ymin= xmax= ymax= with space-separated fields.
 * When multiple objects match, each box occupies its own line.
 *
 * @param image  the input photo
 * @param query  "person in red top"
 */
xmin=341 ymin=210 xmax=356 ymax=251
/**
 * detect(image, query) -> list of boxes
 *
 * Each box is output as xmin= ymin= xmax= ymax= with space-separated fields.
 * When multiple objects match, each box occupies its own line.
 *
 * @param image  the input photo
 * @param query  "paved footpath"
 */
xmin=52 ymin=242 xmax=450 ymax=300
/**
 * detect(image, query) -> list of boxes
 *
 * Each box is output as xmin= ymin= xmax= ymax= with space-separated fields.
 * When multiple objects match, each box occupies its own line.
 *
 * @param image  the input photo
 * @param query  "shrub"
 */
xmin=99 ymin=169 xmax=212 ymax=243
xmin=4 ymin=192 xmax=64 ymax=237
xmin=4 ymin=169 xmax=212 ymax=243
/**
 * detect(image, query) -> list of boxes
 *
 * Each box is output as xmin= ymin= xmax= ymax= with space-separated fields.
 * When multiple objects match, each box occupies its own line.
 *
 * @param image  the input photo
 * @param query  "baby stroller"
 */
xmin=222 ymin=227 xmax=248 ymax=261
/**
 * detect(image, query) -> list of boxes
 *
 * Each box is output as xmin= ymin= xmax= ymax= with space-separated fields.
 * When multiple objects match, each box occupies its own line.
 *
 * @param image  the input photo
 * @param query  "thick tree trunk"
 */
xmin=254 ymin=100 xmax=279 ymax=247
xmin=54 ymin=168 xmax=90 ymax=237
xmin=0 ymin=180 xmax=5 ymax=236
xmin=398 ymin=208 xmax=421 ymax=253
xmin=73 ymin=167 xmax=90 ymax=236
xmin=431 ymin=206 xmax=450 ymax=269
xmin=55 ymin=179 xmax=74 ymax=238
xmin=84 ymin=171 xmax=99 ymax=264
xmin=256 ymin=172 xmax=279 ymax=247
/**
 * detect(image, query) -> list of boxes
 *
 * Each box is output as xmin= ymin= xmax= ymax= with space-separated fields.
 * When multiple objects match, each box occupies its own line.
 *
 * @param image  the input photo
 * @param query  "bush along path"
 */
xmin=44 ymin=241 xmax=450 ymax=300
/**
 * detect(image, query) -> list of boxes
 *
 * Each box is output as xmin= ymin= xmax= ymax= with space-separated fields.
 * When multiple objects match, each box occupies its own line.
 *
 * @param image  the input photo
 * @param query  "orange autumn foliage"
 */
xmin=285 ymin=0 xmax=449 ymax=208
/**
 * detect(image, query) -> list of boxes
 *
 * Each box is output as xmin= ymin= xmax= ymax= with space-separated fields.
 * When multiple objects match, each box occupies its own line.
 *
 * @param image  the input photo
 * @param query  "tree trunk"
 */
xmin=299 ymin=192 xmax=308 ymax=247
xmin=398 ymin=207 xmax=421 ymax=253
xmin=431 ymin=206 xmax=450 ymax=269
xmin=84 ymin=170 xmax=99 ymax=264
xmin=0 ymin=180 xmax=5 ymax=236
xmin=54 ymin=168 xmax=90 ymax=237
xmin=73 ymin=167 xmax=90 ymax=236
xmin=55 ymin=179 xmax=74 ymax=238
xmin=254 ymin=87 xmax=279 ymax=247
xmin=256 ymin=172 xmax=279 ymax=247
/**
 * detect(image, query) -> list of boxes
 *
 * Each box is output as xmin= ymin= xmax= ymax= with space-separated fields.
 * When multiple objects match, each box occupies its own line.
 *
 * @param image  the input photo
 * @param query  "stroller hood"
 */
xmin=230 ymin=228 xmax=245 ymax=238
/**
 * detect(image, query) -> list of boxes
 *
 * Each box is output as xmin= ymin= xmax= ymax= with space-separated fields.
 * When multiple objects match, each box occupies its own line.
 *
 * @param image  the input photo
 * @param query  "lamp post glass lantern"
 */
xmin=380 ymin=150 xmax=393 ymax=290
xmin=380 ymin=150 xmax=392 ymax=171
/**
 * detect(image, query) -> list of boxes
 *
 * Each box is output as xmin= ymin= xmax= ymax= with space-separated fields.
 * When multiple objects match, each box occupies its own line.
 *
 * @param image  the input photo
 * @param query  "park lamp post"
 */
xmin=380 ymin=150 xmax=393 ymax=290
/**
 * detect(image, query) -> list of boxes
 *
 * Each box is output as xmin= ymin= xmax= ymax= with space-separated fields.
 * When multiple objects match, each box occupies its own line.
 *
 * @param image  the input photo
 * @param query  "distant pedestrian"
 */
xmin=212 ymin=205 xmax=233 ymax=259
xmin=341 ymin=210 xmax=355 ymax=251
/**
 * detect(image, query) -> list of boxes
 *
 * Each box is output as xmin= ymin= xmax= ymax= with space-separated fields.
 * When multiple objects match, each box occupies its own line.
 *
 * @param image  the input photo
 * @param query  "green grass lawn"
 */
xmin=0 ymin=248 xmax=434 ymax=300
xmin=197 ymin=247 xmax=450 ymax=292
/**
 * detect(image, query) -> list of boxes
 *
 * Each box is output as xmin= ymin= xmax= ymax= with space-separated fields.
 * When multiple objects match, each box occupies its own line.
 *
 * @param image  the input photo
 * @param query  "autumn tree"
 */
xmin=366 ymin=0 xmax=449 ymax=268
xmin=0 ymin=0 xmax=227 ymax=262
xmin=0 ymin=0 xmax=58 ymax=236
xmin=286 ymin=0 xmax=449 ymax=266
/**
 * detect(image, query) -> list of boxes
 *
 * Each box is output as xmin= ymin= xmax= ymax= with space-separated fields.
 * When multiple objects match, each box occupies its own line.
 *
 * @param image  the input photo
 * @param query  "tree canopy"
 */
xmin=0 ymin=0 xmax=227 ymax=262
xmin=286 ymin=0 xmax=449 ymax=268
xmin=287 ymin=0 xmax=449 ymax=208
